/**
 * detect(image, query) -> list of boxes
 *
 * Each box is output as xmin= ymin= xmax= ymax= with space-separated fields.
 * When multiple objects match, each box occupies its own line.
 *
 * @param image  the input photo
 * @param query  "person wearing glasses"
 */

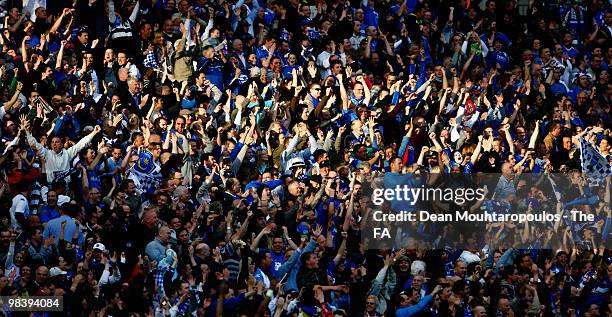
xmin=396 ymin=284 xmax=443 ymax=317
xmin=304 ymin=83 xmax=322 ymax=111
xmin=359 ymin=295 xmax=381 ymax=317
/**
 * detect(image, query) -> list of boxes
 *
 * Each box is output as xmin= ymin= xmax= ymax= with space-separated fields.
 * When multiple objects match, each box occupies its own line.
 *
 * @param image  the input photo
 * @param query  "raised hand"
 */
xmin=19 ymin=114 xmax=30 ymax=131
xmin=312 ymin=224 xmax=323 ymax=238
xmin=307 ymin=64 xmax=317 ymax=78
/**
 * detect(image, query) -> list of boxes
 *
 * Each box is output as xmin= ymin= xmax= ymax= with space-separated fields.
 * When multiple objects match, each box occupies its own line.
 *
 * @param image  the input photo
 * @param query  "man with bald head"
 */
xmin=494 ymin=162 xmax=517 ymax=200
xmin=145 ymin=225 xmax=171 ymax=262
xmin=193 ymin=242 xmax=210 ymax=267
xmin=29 ymin=266 xmax=49 ymax=294
xmin=231 ymin=38 xmax=246 ymax=69
xmin=27 ymin=125 xmax=102 ymax=183
xmin=127 ymin=207 xmax=159 ymax=262
xmin=496 ymin=298 xmax=513 ymax=316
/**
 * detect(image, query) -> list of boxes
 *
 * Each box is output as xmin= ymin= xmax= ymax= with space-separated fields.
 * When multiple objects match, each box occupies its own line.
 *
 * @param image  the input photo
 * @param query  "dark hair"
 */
xmin=300 ymin=251 xmax=314 ymax=266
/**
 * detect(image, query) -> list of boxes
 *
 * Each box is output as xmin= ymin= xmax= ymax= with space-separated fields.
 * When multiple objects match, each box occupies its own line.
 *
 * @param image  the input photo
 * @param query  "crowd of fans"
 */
xmin=0 ymin=0 xmax=609 ymax=316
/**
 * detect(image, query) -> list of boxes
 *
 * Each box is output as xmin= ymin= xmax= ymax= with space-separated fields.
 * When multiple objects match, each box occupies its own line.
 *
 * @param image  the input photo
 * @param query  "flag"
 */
xmin=53 ymin=168 xmax=78 ymax=182
xmin=579 ymin=137 xmax=611 ymax=187
xmin=143 ymin=50 xmax=160 ymax=70
xmin=548 ymin=174 xmax=562 ymax=202
xmin=128 ymin=150 xmax=162 ymax=195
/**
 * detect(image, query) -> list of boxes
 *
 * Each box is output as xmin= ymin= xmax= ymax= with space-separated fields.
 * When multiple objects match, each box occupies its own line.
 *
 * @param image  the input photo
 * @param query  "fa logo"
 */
xmin=373 ymin=228 xmax=390 ymax=238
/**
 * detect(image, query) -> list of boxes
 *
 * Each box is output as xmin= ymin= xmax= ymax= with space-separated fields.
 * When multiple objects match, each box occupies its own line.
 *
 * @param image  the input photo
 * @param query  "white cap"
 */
xmin=49 ymin=267 xmax=67 ymax=277
xmin=93 ymin=243 xmax=106 ymax=252
xmin=57 ymin=195 xmax=71 ymax=207
xmin=287 ymin=157 xmax=306 ymax=169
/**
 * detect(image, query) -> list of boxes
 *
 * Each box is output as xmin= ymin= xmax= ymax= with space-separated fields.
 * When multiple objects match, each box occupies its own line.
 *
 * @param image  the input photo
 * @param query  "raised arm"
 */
xmin=66 ymin=125 xmax=101 ymax=159
xmin=470 ymin=136 xmax=483 ymax=165
xmin=501 ymin=124 xmax=515 ymax=154
xmin=55 ymin=40 xmax=67 ymax=70
xmin=338 ymin=72 xmax=349 ymax=110
xmin=50 ymin=8 xmax=70 ymax=34
xmin=108 ymin=0 xmax=116 ymax=23
xmin=357 ymin=75 xmax=371 ymax=106
xmin=21 ymin=36 xmax=30 ymax=64
xmin=527 ymin=120 xmax=539 ymax=149
xmin=2 ymin=82 xmax=22 ymax=114
xmin=129 ymin=0 xmax=140 ymax=22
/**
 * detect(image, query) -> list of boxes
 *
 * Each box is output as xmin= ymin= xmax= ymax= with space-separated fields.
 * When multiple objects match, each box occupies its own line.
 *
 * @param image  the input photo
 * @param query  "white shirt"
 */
xmin=10 ymin=194 xmax=29 ymax=230
xmin=459 ymin=250 xmax=481 ymax=264
xmin=316 ymin=51 xmax=332 ymax=78
xmin=27 ymin=132 xmax=96 ymax=183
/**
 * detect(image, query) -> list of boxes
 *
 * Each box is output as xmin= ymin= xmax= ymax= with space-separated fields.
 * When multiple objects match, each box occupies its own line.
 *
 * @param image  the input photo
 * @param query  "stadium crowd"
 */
xmin=0 ymin=0 xmax=609 ymax=316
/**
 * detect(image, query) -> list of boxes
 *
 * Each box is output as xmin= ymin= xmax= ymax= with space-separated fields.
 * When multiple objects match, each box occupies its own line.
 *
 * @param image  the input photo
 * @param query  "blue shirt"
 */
xmin=563 ymin=45 xmax=579 ymax=58
xmin=271 ymin=251 xmax=285 ymax=279
xmin=38 ymin=205 xmax=60 ymax=224
xmin=263 ymin=9 xmax=275 ymax=25
xmin=480 ymin=32 xmax=512 ymax=49
xmin=198 ymin=57 xmax=225 ymax=90
xmin=396 ymin=295 xmax=433 ymax=317
xmin=255 ymin=46 xmax=270 ymax=65
xmin=145 ymin=238 xmax=168 ymax=262
xmin=488 ymin=50 xmax=510 ymax=70
xmin=363 ymin=6 xmax=379 ymax=28
xmin=42 ymin=215 xmax=83 ymax=246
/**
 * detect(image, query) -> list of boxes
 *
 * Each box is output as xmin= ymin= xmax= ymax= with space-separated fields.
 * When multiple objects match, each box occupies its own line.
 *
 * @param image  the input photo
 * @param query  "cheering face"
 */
xmin=51 ymin=137 xmax=63 ymax=153
xmin=78 ymin=31 xmax=89 ymax=45
xmin=353 ymin=83 xmax=364 ymax=99
xmin=453 ymin=151 xmax=463 ymax=164
xmin=309 ymin=84 xmax=321 ymax=99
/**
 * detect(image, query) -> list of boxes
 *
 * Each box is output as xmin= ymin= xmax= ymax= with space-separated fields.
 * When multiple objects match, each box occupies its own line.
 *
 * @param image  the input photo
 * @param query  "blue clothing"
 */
xmin=487 ymin=50 xmax=510 ymax=70
xmin=396 ymin=295 xmax=433 ymax=317
xmin=145 ymin=238 xmax=168 ymax=262
xmin=363 ymin=6 xmax=379 ymax=28
xmin=550 ymin=82 xmax=569 ymax=96
xmin=398 ymin=136 xmax=415 ymax=165
xmin=277 ymin=240 xmax=316 ymax=293
xmin=563 ymin=45 xmax=579 ymax=59
xmin=282 ymin=65 xmax=298 ymax=79
xmin=38 ymin=205 xmax=60 ymax=224
xmin=244 ymin=179 xmax=284 ymax=192
xmin=384 ymin=173 xmax=419 ymax=212
xmin=480 ymin=32 xmax=512 ymax=48
xmin=198 ymin=57 xmax=225 ymax=90
xmin=271 ymin=251 xmax=285 ymax=279
xmin=42 ymin=215 xmax=83 ymax=246
xmin=205 ymin=293 xmax=246 ymax=317
xmin=255 ymin=46 xmax=271 ymax=65
xmin=87 ymin=164 xmax=102 ymax=190
xmin=263 ymin=8 xmax=275 ymax=25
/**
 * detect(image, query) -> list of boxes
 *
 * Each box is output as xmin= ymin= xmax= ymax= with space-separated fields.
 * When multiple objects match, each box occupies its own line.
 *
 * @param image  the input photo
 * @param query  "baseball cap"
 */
xmin=49 ymin=267 xmax=67 ymax=277
xmin=93 ymin=243 xmax=106 ymax=252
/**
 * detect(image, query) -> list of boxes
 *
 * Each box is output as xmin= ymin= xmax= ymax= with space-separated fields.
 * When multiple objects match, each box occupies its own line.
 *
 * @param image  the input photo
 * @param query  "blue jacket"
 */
xmin=206 ymin=293 xmax=246 ymax=317
xmin=396 ymin=294 xmax=433 ymax=317
xmin=277 ymin=240 xmax=316 ymax=293
xmin=43 ymin=215 xmax=83 ymax=247
xmin=145 ymin=238 xmax=168 ymax=262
